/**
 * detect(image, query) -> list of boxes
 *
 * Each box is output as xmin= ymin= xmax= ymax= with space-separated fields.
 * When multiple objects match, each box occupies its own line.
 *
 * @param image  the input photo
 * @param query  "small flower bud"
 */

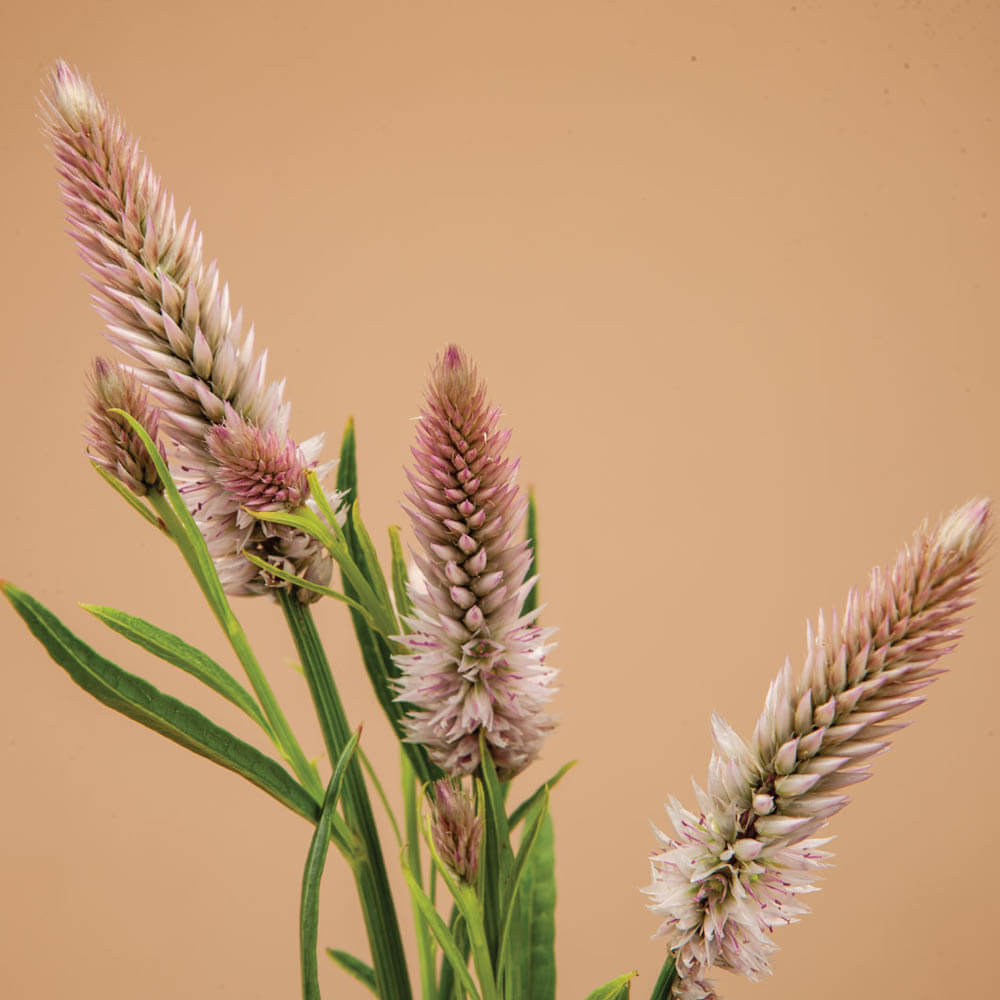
xmin=430 ymin=780 xmax=482 ymax=885
xmin=84 ymin=357 xmax=165 ymax=496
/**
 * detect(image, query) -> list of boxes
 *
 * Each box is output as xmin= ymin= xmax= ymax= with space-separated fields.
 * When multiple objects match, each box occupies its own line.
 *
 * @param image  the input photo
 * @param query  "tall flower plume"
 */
xmin=394 ymin=345 xmax=557 ymax=777
xmin=645 ymin=499 xmax=991 ymax=1000
xmin=42 ymin=62 xmax=337 ymax=597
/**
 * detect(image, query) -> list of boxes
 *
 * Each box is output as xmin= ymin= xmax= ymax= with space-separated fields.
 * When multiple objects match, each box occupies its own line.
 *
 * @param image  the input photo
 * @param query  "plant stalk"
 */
xmin=279 ymin=590 xmax=412 ymax=1000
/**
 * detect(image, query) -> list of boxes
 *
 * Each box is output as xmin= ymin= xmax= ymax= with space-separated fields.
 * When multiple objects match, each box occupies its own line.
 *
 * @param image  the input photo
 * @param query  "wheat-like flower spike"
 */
xmin=42 ymin=62 xmax=338 ymax=596
xmin=645 ymin=498 xmax=991 ymax=999
xmin=393 ymin=345 xmax=558 ymax=777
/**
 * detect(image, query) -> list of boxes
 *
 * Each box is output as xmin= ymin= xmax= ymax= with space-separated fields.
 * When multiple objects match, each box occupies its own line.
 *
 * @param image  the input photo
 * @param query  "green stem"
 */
xmin=279 ymin=591 xmax=412 ymax=1000
xmin=649 ymin=955 xmax=677 ymax=1000
xmin=148 ymin=492 xmax=323 ymax=803
xmin=402 ymin=751 xmax=436 ymax=1000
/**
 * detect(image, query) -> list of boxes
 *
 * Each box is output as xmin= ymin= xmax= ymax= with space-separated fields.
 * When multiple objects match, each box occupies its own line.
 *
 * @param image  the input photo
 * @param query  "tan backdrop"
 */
xmin=2 ymin=3 xmax=997 ymax=998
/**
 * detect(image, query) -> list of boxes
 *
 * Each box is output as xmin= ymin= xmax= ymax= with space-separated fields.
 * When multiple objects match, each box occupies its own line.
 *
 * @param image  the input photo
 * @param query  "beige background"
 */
xmin=1 ymin=2 xmax=997 ymax=998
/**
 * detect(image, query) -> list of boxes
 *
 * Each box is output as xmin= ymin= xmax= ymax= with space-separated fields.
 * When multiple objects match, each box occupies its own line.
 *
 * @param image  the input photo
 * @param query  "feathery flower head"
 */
xmin=43 ymin=62 xmax=340 ymax=595
xmin=394 ymin=345 xmax=558 ymax=777
xmin=645 ymin=498 xmax=991 ymax=998
xmin=430 ymin=779 xmax=483 ymax=884
xmin=85 ymin=356 xmax=166 ymax=496
xmin=196 ymin=407 xmax=333 ymax=600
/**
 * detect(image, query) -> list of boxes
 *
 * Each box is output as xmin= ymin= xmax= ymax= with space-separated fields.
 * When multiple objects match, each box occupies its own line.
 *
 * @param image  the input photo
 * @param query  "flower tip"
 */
xmin=936 ymin=497 xmax=992 ymax=557
xmin=443 ymin=343 xmax=463 ymax=369
xmin=45 ymin=60 xmax=100 ymax=127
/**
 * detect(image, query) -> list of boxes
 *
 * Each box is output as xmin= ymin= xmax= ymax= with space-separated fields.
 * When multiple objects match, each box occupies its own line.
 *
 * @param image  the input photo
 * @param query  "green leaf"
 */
xmin=350 ymin=501 xmax=396 ymax=626
xmin=3 ymin=582 xmax=318 ymax=824
xmin=402 ymin=863 xmax=482 ymax=1000
xmin=336 ymin=416 xmax=358 ymax=503
xmin=507 ymin=760 xmax=577 ymax=830
xmin=107 ymin=413 xmax=325 ymax=806
xmin=301 ymin=731 xmax=360 ymax=1000
xmin=240 ymin=550 xmax=380 ymax=630
xmin=517 ymin=811 xmax=556 ymax=1000
xmin=419 ymin=816 xmax=499 ymax=1000
xmin=497 ymin=789 xmax=549 ymax=983
xmin=329 ymin=423 xmax=438 ymax=787
xmin=522 ymin=488 xmax=539 ymax=617
xmin=584 ymin=971 xmax=638 ymax=1000
xmin=90 ymin=461 xmax=164 ymax=530
xmin=648 ymin=955 xmax=677 ymax=1000
xmin=110 ymin=410 xmax=229 ymax=620
xmin=326 ymin=950 xmax=376 ymax=995
xmin=82 ymin=604 xmax=269 ymax=733
xmin=388 ymin=525 xmax=413 ymax=623
xmin=477 ymin=734 xmax=512 ymax=963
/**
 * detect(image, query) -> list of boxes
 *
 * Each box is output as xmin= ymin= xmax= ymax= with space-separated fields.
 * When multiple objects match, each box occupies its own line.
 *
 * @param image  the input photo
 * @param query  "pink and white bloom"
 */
xmin=43 ymin=62 xmax=337 ymax=597
xmin=646 ymin=499 xmax=991 ymax=998
xmin=394 ymin=346 xmax=557 ymax=777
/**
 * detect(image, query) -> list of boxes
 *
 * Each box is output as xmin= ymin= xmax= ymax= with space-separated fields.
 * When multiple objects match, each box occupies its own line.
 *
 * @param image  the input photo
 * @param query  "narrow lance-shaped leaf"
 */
xmin=522 ymin=488 xmax=539 ymax=617
xmin=330 ymin=419 xmax=438 ymax=786
xmin=477 ymin=732 xmax=513 ymax=963
xmin=389 ymin=526 xmax=413 ymax=622
xmin=114 ymin=408 xmax=325 ymax=803
xmin=301 ymin=730 xmax=361 ymax=1000
xmin=402 ymin=862 xmax=482 ymax=1000
xmin=2 ymin=582 xmax=318 ymax=825
xmin=517 ymin=812 xmax=556 ymax=1000
xmin=82 ymin=604 xmax=270 ymax=734
xmin=507 ymin=760 xmax=576 ymax=830
xmin=497 ymin=789 xmax=550 ymax=982
xmin=585 ymin=971 xmax=638 ymax=1000
xmin=326 ymin=950 xmax=376 ymax=995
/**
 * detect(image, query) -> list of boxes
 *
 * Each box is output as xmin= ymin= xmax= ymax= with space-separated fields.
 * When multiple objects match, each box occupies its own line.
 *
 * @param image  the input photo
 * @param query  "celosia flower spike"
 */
xmin=645 ymin=498 xmax=991 ymax=999
xmin=85 ymin=356 xmax=166 ymax=496
xmin=394 ymin=345 xmax=558 ymax=777
xmin=43 ymin=62 xmax=338 ymax=597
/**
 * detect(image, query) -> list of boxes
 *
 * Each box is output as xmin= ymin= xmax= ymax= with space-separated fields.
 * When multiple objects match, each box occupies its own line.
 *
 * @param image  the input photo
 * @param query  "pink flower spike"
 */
xmin=42 ymin=62 xmax=341 ymax=597
xmin=645 ymin=499 xmax=991 ymax=998
xmin=394 ymin=346 xmax=558 ymax=778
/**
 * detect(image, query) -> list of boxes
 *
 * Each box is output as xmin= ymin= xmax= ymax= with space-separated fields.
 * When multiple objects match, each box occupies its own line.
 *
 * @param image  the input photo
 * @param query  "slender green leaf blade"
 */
xmin=498 ymin=789 xmax=549 ymax=978
xmin=649 ymin=955 xmax=677 ymax=1000
xmin=3 ymin=582 xmax=318 ymax=824
xmin=110 ymin=410 xmax=229 ymax=617
xmin=240 ymin=550 xmax=379 ymax=629
xmin=336 ymin=416 xmax=358 ymax=503
xmin=477 ymin=734 xmax=512 ymax=963
xmin=518 ymin=812 xmax=556 ymax=1000
xmin=508 ymin=760 xmax=577 ymax=830
xmin=82 ymin=604 xmax=268 ymax=731
xmin=326 ymin=950 xmax=376 ymax=995
xmin=301 ymin=731 xmax=360 ymax=1000
xmin=584 ymin=971 xmax=638 ymax=1000
xmin=522 ymin=488 xmax=539 ymax=616
xmin=402 ymin=864 xmax=482 ymax=1000
xmin=388 ymin=525 xmax=413 ymax=622
xmin=90 ymin=461 xmax=163 ymax=529
xmin=350 ymin=502 xmax=395 ymax=624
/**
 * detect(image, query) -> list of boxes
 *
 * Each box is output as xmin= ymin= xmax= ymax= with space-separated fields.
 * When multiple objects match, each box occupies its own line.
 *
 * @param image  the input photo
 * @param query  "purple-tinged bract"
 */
xmin=645 ymin=499 xmax=991 ymax=999
xmin=394 ymin=345 xmax=557 ymax=777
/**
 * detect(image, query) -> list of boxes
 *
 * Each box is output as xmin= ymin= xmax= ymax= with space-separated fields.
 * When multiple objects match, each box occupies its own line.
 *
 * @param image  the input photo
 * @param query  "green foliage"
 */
xmin=301 ymin=731 xmax=360 ymax=1000
xmin=2 ymin=582 xmax=318 ymax=824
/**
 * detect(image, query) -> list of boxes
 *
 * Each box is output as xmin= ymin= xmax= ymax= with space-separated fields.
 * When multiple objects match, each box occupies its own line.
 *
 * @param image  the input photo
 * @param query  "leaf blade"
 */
xmin=301 ymin=731 xmax=361 ymax=1000
xmin=3 ymin=582 xmax=318 ymax=824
